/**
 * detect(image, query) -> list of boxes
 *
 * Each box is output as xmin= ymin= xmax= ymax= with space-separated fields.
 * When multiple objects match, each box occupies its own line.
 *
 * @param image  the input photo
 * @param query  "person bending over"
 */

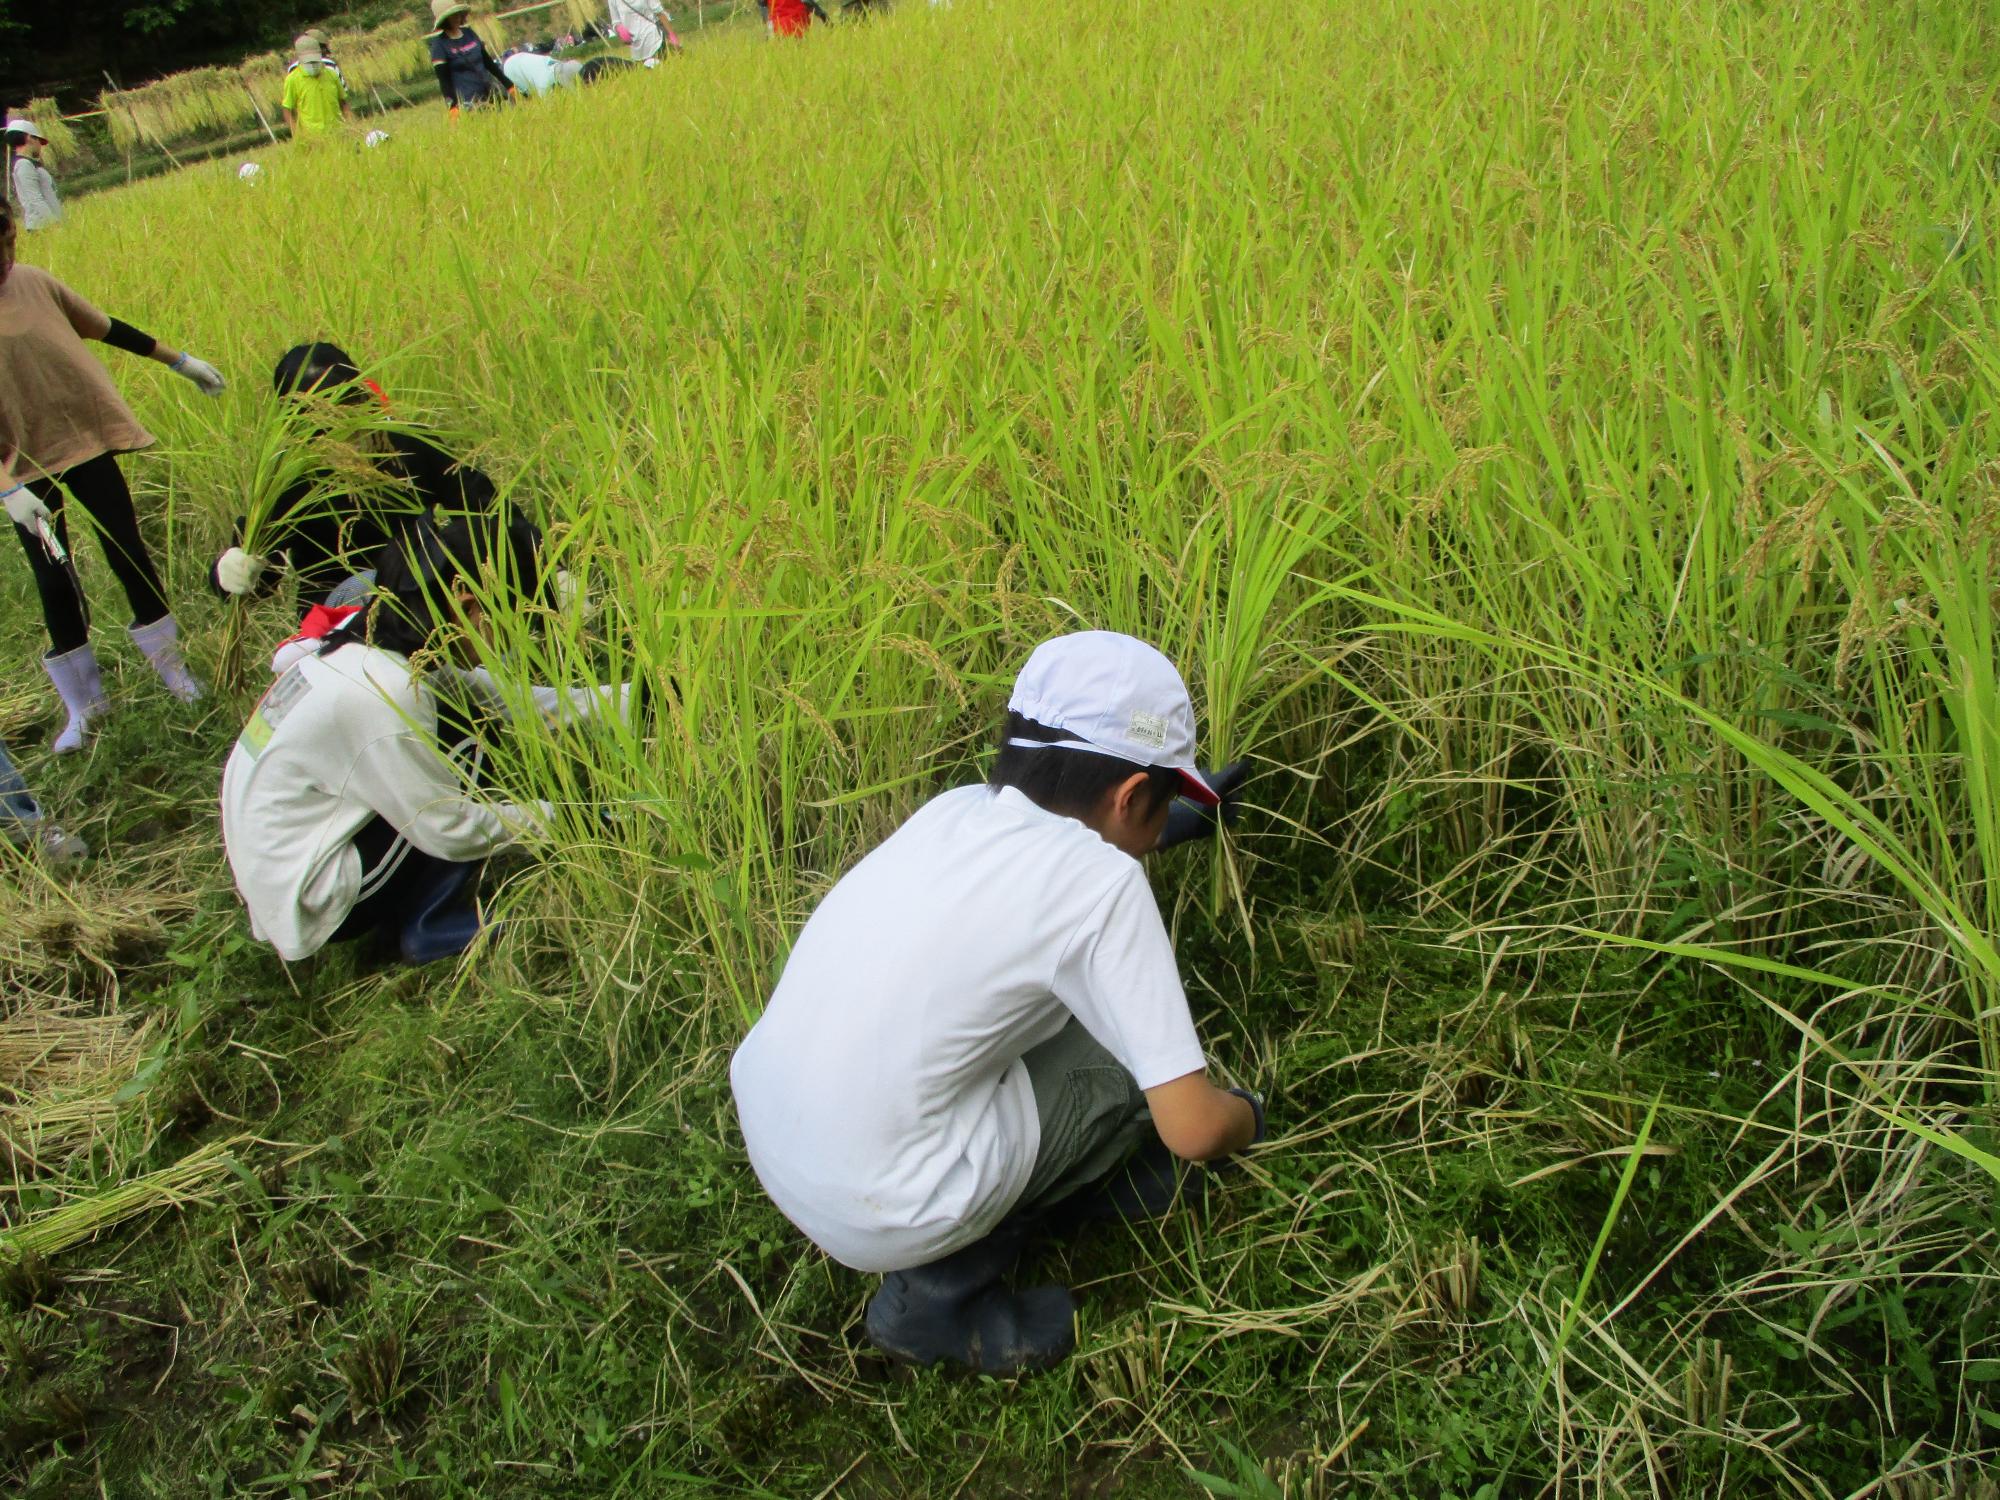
xmin=214 ymin=342 xmax=507 ymax=609
xmin=0 ymin=196 xmax=223 ymax=753
xmin=221 ymin=512 xmax=628 ymax=967
xmin=730 ymin=630 xmax=1263 ymax=1376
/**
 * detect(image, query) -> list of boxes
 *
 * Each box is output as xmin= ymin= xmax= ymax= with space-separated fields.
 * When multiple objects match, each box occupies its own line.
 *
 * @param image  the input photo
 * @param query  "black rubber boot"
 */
xmin=397 ymin=859 xmax=486 ymax=965
xmin=864 ymin=1220 xmax=1076 ymax=1375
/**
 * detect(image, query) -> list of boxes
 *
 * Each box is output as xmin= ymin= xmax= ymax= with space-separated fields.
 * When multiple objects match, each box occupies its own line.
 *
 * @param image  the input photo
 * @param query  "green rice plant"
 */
xmin=18 ymin=0 xmax=2000 ymax=1483
xmin=0 ymin=1138 xmax=241 ymax=1266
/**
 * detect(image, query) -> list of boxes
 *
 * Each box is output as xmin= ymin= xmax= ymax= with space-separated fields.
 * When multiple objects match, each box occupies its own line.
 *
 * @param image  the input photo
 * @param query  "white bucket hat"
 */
xmin=5 ymin=119 xmax=47 ymax=142
xmin=1006 ymin=631 xmax=1219 ymax=805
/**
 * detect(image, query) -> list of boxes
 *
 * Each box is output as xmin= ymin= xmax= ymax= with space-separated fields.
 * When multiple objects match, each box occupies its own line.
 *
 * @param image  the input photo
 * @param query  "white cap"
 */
xmin=5 ymin=119 xmax=45 ymax=139
xmin=1006 ymin=631 xmax=1219 ymax=806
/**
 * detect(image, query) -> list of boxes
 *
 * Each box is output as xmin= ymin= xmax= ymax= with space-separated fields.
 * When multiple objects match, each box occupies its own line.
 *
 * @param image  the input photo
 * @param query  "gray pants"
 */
xmin=1014 ymin=1019 xmax=1154 ymax=1215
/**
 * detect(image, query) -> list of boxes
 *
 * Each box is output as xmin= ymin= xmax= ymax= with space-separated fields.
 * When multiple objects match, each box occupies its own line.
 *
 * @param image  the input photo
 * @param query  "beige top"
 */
xmin=0 ymin=264 xmax=153 ymax=488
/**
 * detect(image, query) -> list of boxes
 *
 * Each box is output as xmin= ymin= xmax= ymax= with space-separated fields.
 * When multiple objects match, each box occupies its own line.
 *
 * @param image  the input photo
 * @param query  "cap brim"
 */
xmin=1176 ymin=767 xmax=1221 ymax=807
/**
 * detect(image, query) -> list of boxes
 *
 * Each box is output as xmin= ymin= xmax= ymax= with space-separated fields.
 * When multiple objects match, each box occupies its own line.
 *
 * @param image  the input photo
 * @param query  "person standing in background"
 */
xmin=0 ymin=197 xmax=225 ymax=753
xmin=5 ymin=121 xmax=60 ymax=231
xmin=767 ymin=0 xmax=826 ymax=38
xmin=606 ymin=0 xmax=674 ymax=63
xmin=281 ymin=37 xmax=352 ymax=138
xmin=284 ymin=27 xmax=347 ymax=90
xmin=428 ymin=2 xmax=515 ymax=115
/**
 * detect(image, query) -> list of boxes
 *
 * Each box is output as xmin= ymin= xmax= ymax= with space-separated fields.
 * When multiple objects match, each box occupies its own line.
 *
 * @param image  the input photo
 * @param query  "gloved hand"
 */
xmin=1227 ymin=1087 xmax=1267 ymax=1146
xmin=1155 ymin=759 xmax=1251 ymax=852
xmin=171 ymin=353 xmax=226 ymax=396
xmin=215 ymin=546 xmax=267 ymax=596
xmin=2 ymin=484 xmax=51 ymax=531
xmin=551 ymin=568 xmax=605 ymax=623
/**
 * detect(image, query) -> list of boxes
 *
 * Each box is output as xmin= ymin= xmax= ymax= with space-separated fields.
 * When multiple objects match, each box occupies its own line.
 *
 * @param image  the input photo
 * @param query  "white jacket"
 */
xmin=607 ymin=0 xmax=666 ymax=60
xmin=11 ymin=156 xmax=60 ymax=230
xmin=220 ymin=643 xmax=559 ymax=961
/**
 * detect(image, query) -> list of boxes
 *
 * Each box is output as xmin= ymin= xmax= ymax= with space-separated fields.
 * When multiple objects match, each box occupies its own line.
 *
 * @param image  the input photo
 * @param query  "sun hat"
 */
xmin=1006 ymin=631 xmax=1220 ymax=806
xmin=4 ymin=119 xmax=47 ymax=142
xmin=431 ymin=0 xmax=472 ymax=25
xmin=293 ymin=36 xmax=324 ymax=62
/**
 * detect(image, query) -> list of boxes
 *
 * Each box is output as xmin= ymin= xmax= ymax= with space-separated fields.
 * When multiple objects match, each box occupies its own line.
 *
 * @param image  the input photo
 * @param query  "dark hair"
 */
xmin=273 ymin=342 xmax=365 ymax=401
xmin=988 ymin=712 xmax=1179 ymax=822
xmin=323 ymin=509 xmax=544 ymax=659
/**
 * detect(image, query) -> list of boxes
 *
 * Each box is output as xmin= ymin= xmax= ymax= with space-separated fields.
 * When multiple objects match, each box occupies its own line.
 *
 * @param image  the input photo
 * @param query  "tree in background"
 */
xmin=1 ymin=0 xmax=422 ymax=111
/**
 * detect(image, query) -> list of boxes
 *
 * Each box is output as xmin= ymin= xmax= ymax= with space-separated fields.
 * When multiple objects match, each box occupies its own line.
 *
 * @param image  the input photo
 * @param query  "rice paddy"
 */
xmin=4 ymin=0 xmax=1998 ymax=1491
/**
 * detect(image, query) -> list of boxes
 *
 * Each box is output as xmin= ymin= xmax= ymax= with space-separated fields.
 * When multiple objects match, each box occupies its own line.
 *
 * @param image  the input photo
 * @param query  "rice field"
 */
xmin=5 ymin=0 xmax=1999 ymax=1491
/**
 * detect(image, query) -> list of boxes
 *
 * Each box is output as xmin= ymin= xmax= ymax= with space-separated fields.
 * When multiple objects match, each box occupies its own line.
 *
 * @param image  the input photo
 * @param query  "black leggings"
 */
xmin=13 ymin=453 xmax=171 ymax=655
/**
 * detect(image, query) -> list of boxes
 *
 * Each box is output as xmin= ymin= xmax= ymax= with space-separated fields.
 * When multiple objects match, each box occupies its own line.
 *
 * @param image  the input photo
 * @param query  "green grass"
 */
xmin=4 ymin=0 xmax=1999 ymax=1492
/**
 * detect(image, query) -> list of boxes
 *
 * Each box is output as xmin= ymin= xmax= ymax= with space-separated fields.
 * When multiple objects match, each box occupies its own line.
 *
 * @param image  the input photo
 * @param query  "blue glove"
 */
xmin=1156 ymin=759 xmax=1250 ymax=852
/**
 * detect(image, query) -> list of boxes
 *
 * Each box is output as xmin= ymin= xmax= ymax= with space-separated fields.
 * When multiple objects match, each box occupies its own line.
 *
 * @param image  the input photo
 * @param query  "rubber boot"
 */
xmin=128 ymin=615 xmax=204 ymax=704
xmin=397 ymin=858 xmax=485 ymax=965
xmin=864 ymin=1218 xmax=1076 ymax=1375
xmin=42 ymin=645 xmax=108 ymax=754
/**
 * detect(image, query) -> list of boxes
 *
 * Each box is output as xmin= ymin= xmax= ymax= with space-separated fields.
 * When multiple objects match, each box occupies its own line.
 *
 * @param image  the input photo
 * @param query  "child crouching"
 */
xmin=220 ymin=511 xmax=630 ymax=967
xmin=731 ymin=630 xmax=1262 ymax=1375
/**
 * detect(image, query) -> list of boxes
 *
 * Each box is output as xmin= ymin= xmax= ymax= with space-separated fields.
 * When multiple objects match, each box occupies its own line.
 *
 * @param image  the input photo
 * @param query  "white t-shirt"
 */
xmin=219 ymin=644 xmax=553 ymax=961
xmin=502 ymin=52 xmax=580 ymax=96
xmin=730 ymin=784 xmax=1207 ymax=1273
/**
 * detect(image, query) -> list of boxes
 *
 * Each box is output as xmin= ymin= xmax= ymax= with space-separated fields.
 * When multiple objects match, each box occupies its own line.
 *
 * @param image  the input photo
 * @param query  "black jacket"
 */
xmin=214 ymin=430 xmax=500 ymax=602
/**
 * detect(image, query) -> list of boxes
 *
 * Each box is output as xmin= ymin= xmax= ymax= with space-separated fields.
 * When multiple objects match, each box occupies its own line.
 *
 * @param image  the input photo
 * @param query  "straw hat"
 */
xmin=293 ymin=35 xmax=324 ymax=62
xmin=430 ymin=0 xmax=472 ymax=26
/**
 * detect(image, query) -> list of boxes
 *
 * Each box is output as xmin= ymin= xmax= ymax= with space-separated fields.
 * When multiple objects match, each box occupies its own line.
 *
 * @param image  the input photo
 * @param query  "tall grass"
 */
xmin=18 ymin=0 xmax=2000 ymax=1484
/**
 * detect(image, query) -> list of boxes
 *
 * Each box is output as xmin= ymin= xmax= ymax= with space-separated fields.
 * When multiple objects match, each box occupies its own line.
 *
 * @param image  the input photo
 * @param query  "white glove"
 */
xmin=550 ymin=568 xmax=603 ymax=623
xmin=171 ymin=353 xmax=226 ymax=396
xmin=2 ymin=484 xmax=50 ymax=530
xmin=216 ymin=546 xmax=266 ymax=596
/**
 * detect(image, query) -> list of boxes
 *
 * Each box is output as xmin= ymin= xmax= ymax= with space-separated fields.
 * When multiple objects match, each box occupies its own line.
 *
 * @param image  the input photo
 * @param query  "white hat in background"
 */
xmin=364 ymin=129 xmax=390 ymax=148
xmin=238 ymin=161 xmax=263 ymax=180
xmin=4 ymin=118 xmax=47 ymax=141
xmin=1007 ymin=631 xmax=1220 ymax=805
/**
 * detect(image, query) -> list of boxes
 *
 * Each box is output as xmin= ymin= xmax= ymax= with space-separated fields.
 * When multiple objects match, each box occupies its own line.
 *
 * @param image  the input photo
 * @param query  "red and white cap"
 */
xmin=1006 ymin=631 xmax=1219 ymax=806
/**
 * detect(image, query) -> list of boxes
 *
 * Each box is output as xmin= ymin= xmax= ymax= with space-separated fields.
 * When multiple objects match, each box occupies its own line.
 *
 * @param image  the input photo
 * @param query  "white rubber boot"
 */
xmin=43 ymin=644 xmax=108 ymax=754
xmin=128 ymin=615 xmax=205 ymax=704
